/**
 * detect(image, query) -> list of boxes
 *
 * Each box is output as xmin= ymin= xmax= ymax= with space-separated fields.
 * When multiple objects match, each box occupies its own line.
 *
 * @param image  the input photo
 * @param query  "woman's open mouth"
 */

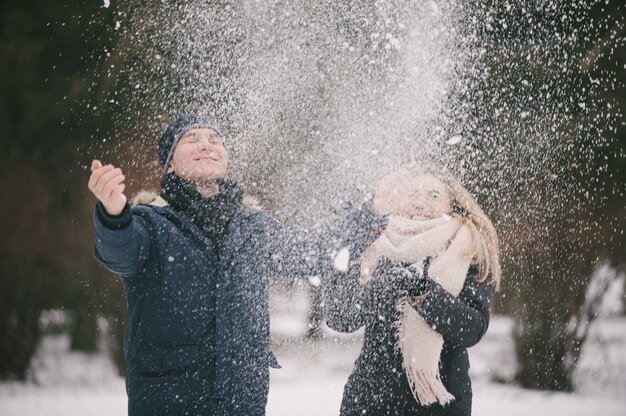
xmin=410 ymin=213 xmax=432 ymax=220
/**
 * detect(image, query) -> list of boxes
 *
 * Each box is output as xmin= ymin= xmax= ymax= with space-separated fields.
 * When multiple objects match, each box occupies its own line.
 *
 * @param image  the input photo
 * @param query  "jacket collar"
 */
xmin=151 ymin=196 xmax=169 ymax=207
xmin=130 ymin=190 xmax=262 ymax=210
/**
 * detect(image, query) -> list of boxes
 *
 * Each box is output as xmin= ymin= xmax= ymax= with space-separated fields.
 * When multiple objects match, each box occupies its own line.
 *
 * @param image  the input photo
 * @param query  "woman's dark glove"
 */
xmin=362 ymin=257 xmax=433 ymax=319
xmin=388 ymin=256 xmax=433 ymax=296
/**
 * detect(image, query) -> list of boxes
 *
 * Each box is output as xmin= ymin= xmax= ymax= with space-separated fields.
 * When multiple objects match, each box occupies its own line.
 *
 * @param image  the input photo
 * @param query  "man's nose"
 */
xmin=196 ymin=138 xmax=212 ymax=150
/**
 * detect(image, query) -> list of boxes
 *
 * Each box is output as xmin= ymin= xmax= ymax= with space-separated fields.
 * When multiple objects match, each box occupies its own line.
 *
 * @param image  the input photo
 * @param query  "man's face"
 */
xmin=167 ymin=128 xmax=228 ymax=182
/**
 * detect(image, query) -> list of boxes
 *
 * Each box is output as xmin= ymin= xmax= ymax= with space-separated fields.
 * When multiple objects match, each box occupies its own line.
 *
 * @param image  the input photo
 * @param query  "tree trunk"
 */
xmin=0 ymin=309 xmax=41 ymax=380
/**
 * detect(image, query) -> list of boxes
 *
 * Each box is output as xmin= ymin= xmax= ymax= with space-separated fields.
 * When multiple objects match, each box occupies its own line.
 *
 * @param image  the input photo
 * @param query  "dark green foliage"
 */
xmin=0 ymin=309 xmax=41 ymax=380
xmin=0 ymin=0 xmax=131 ymax=378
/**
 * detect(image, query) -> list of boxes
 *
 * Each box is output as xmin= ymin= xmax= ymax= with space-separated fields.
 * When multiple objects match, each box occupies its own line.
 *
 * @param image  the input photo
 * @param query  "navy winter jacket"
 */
xmin=94 ymin=197 xmax=385 ymax=416
xmin=325 ymin=262 xmax=494 ymax=416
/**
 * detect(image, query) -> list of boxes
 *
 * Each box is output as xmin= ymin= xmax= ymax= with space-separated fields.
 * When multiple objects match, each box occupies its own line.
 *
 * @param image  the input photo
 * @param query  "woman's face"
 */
xmin=396 ymin=175 xmax=451 ymax=220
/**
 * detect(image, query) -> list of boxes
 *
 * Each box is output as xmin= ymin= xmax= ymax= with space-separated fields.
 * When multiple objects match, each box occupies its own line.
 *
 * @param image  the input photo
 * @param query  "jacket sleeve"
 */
xmin=263 ymin=201 xmax=388 ymax=278
xmin=415 ymin=272 xmax=494 ymax=350
xmin=93 ymin=202 xmax=152 ymax=279
xmin=323 ymin=266 xmax=366 ymax=333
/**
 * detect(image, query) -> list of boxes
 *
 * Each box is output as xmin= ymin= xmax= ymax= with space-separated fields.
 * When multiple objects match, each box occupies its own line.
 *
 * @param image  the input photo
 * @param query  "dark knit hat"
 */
xmin=158 ymin=114 xmax=222 ymax=170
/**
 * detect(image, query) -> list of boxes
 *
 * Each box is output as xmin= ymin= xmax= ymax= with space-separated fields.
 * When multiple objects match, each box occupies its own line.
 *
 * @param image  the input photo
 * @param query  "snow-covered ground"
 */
xmin=1 ymin=284 xmax=625 ymax=416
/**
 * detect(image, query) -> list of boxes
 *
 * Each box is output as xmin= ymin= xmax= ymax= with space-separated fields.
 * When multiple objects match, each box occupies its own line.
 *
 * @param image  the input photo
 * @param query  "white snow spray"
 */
xmin=114 ymin=0 xmax=458 ymax=222
xmin=110 ymin=0 xmax=622 ymax=266
xmin=76 ymin=0 xmax=626 ymax=397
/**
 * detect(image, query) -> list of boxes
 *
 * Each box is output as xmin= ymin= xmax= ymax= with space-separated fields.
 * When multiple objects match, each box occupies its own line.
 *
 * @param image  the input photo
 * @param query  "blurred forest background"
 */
xmin=1 ymin=0 xmax=624 ymax=395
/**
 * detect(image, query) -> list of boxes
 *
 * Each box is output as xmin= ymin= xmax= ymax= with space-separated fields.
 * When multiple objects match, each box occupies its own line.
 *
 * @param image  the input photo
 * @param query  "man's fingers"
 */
xmin=91 ymin=169 xmax=116 ymax=195
xmin=95 ymin=164 xmax=115 ymax=178
xmin=102 ymin=173 xmax=125 ymax=198
xmin=89 ymin=164 xmax=115 ymax=191
xmin=110 ymin=184 xmax=126 ymax=201
xmin=110 ymin=184 xmax=127 ymax=204
xmin=103 ymin=174 xmax=125 ymax=193
xmin=91 ymin=171 xmax=122 ymax=202
xmin=106 ymin=182 xmax=125 ymax=201
xmin=91 ymin=160 xmax=103 ymax=172
xmin=95 ymin=168 xmax=124 ymax=194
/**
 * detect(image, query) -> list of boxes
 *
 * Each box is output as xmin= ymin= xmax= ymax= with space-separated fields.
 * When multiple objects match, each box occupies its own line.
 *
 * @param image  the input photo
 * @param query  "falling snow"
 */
xmin=13 ymin=0 xmax=622 ymax=413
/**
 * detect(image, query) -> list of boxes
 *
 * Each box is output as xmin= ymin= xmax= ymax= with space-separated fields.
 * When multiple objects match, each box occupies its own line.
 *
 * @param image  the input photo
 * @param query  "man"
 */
xmin=89 ymin=114 xmax=388 ymax=416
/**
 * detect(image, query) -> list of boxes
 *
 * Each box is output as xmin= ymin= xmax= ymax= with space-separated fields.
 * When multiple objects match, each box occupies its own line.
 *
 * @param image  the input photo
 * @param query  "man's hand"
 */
xmin=372 ymin=169 xmax=412 ymax=215
xmin=88 ymin=160 xmax=127 ymax=216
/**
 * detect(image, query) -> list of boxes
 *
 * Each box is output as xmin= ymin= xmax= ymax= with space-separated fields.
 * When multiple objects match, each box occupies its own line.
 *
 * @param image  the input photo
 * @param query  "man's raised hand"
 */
xmin=372 ymin=169 xmax=412 ymax=215
xmin=88 ymin=160 xmax=127 ymax=216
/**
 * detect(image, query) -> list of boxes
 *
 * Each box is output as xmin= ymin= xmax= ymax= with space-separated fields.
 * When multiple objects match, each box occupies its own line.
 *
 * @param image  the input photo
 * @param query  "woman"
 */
xmin=324 ymin=168 xmax=501 ymax=416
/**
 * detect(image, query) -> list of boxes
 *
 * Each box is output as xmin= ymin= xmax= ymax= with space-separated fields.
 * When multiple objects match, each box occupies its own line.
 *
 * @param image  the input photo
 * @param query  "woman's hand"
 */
xmin=372 ymin=169 xmax=412 ymax=215
xmin=389 ymin=256 xmax=432 ymax=296
xmin=88 ymin=160 xmax=127 ymax=216
xmin=363 ymin=257 xmax=432 ymax=316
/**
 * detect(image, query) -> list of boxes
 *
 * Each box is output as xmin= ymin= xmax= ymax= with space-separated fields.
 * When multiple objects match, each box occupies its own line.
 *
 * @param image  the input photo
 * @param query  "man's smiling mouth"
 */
xmin=194 ymin=156 xmax=219 ymax=162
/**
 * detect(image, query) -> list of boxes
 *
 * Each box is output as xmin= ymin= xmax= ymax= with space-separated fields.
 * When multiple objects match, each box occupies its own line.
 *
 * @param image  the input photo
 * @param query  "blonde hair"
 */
xmin=409 ymin=165 xmax=502 ymax=290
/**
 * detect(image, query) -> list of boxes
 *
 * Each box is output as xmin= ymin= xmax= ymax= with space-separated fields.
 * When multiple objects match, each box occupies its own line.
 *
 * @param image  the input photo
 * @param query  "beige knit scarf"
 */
xmin=360 ymin=215 xmax=475 ymax=406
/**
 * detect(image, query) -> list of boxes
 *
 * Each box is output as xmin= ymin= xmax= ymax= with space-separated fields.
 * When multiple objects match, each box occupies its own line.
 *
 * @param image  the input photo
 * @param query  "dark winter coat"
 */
xmin=94 ymin=194 xmax=385 ymax=416
xmin=324 ymin=261 xmax=494 ymax=416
